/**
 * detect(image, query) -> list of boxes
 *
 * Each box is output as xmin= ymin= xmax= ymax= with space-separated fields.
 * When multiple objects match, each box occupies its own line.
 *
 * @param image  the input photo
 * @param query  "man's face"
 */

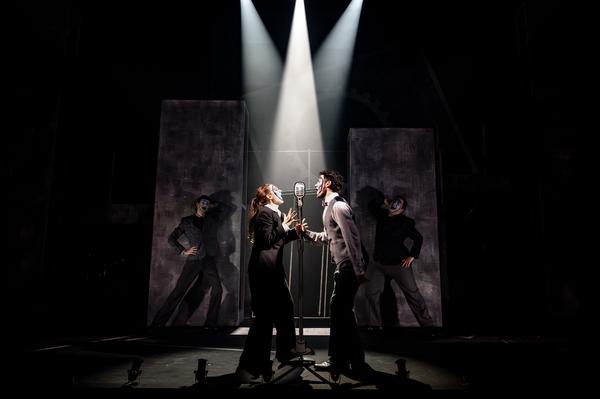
xmin=315 ymin=176 xmax=327 ymax=198
xmin=271 ymin=185 xmax=284 ymax=204
xmin=197 ymin=199 xmax=210 ymax=213
xmin=389 ymin=198 xmax=405 ymax=215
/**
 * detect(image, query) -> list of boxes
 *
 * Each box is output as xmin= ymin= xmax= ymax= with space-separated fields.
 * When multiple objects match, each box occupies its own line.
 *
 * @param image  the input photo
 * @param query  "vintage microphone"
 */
xmin=294 ymin=181 xmax=305 ymax=206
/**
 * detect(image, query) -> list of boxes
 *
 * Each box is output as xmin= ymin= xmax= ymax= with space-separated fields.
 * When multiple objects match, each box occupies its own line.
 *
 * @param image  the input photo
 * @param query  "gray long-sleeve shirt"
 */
xmin=306 ymin=194 xmax=365 ymax=277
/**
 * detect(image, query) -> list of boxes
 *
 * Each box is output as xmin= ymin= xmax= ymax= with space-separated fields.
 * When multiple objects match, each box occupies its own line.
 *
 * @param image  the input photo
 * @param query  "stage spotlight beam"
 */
xmin=314 ymin=0 xmax=364 ymax=142
xmin=241 ymin=0 xmax=284 ymax=161
xmin=268 ymin=0 xmax=326 ymax=184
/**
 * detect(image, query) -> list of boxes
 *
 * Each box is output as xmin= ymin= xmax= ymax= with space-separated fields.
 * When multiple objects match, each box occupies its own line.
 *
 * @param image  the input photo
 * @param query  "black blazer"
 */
xmin=248 ymin=207 xmax=298 ymax=278
xmin=369 ymin=200 xmax=423 ymax=265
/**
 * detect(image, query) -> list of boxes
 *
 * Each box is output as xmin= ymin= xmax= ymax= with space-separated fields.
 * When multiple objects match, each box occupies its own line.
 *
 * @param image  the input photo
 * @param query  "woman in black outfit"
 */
xmin=236 ymin=183 xmax=300 ymax=382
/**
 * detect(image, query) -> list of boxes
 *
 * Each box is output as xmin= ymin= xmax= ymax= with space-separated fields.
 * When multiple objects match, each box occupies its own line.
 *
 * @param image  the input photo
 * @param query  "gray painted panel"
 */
xmin=148 ymin=100 xmax=247 ymax=326
xmin=349 ymin=128 xmax=442 ymax=327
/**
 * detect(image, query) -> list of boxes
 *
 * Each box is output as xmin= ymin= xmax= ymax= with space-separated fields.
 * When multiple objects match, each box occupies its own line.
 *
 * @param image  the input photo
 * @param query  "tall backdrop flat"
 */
xmin=349 ymin=128 xmax=443 ymax=327
xmin=148 ymin=100 xmax=247 ymax=326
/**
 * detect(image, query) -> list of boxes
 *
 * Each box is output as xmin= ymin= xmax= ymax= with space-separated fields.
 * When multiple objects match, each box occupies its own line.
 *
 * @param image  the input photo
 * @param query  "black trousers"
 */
xmin=152 ymin=256 xmax=222 ymax=327
xmin=329 ymin=264 xmax=365 ymax=367
xmin=238 ymin=272 xmax=295 ymax=375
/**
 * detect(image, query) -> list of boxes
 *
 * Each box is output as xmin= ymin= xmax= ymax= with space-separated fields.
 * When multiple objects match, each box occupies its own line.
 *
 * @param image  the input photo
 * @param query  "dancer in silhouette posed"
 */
xmin=151 ymin=195 xmax=231 ymax=329
xmin=365 ymin=195 xmax=434 ymax=328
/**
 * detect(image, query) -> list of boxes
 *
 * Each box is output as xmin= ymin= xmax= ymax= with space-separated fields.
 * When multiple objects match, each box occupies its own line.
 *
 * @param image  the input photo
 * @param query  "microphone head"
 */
xmin=294 ymin=181 xmax=305 ymax=198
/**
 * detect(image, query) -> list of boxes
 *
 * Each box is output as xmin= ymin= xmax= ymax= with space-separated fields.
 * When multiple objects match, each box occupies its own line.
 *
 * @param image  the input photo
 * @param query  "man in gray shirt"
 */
xmin=299 ymin=170 xmax=372 ymax=380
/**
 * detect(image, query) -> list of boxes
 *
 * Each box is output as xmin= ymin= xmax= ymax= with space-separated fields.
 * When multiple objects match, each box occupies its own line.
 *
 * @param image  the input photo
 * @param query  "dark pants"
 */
xmin=152 ymin=256 xmax=222 ymax=327
xmin=365 ymin=262 xmax=434 ymax=327
xmin=239 ymin=272 xmax=295 ymax=375
xmin=329 ymin=264 xmax=365 ymax=367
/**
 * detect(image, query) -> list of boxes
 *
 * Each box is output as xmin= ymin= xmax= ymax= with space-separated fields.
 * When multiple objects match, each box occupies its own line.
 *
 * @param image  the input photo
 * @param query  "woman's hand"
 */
xmin=283 ymin=208 xmax=298 ymax=226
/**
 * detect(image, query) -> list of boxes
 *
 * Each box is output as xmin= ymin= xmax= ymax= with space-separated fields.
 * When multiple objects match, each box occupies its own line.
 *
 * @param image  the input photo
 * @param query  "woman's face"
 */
xmin=196 ymin=198 xmax=211 ymax=214
xmin=270 ymin=185 xmax=284 ymax=205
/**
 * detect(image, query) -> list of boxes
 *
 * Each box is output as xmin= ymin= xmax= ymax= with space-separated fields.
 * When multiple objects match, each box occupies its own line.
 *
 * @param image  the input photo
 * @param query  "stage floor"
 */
xmin=12 ymin=324 xmax=590 ymax=397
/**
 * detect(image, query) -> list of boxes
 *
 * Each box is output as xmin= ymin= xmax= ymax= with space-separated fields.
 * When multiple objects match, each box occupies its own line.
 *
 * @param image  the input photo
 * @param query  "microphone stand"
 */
xmin=269 ymin=183 xmax=335 ymax=386
xmin=295 ymin=193 xmax=308 ymax=354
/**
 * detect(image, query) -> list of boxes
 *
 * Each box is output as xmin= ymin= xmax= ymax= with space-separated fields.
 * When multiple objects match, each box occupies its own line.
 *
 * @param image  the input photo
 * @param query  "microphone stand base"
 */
xmin=270 ymin=356 xmax=340 ymax=386
xmin=294 ymin=341 xmax=315 ymax=356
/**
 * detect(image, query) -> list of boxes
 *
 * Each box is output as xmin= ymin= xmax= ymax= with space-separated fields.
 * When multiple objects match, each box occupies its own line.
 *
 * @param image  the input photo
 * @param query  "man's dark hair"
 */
xmin=320 ymin=170 xmax=344 ymax=193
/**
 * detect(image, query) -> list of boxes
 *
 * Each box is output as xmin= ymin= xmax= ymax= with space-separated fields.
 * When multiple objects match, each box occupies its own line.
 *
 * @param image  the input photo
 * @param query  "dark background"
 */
xmin=7 ymin=0 xmax=591 ymax=349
